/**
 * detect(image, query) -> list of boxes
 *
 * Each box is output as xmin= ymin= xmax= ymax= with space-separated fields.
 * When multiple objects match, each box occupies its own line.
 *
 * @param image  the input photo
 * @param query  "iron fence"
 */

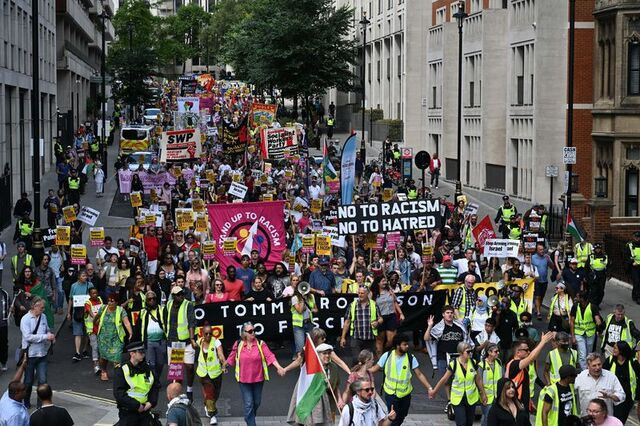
xmin=604 ymin=233 xmax=632 ymax=283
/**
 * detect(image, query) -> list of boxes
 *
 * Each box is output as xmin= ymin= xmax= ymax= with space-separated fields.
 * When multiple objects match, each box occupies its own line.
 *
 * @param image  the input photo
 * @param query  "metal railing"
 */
xmin=604 ymin=233 xmax=632 ymax=283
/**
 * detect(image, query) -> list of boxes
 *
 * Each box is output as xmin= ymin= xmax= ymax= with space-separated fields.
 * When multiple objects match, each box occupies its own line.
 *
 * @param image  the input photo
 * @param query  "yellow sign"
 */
xmin=170 ymin=347 xmax=185 ymax=364
xmin=63 ymin=206 xmax=76 ymax=223
xmin=433 ymin=278 xmax=536 ymax=312
xmin=201 ymin=241 xmax=216 ymax=260
xmin=302 ymin=235 xmax=315 ymax=251
xmin=262 ymin=193 xmax=273 ymax=201
xmin=364 ymin=234 xmax=378 ymax=249
xmin=222 ymin=238 xmax=237 ymax=256
xmin=232 ymin=173 xmax=242 ymax=182
xmin=150 ymin=189 xmax=158 ymax=204
xmin=315 ymin=235 xmax=332 ymax=256
xmin=260 ymin=174 xmax=268 ymax=184
xmin=130 ymin=191 xmax=143 ymax=207
xmin=89 ymin=227 xmax=105 ymax=246
xmin=311 ymin=199 xmax=322 ymax=214
xmin=192 ymin=198 xmax=205 ymax=213
xmin=285 ymin=170 xmax=293 ymax=179
xmin=195 ymin=214 xmax=208 ymax=233
xmin=145 ymin=214 xmax=156 ymax=225
xmin=206 ymin=170 xmax=215 ymax=182
xmin=70 ymin=244 xmax=87 ymax=265
xmin=176 ymin=209 xmax=194 ymax=231
xmin=383 ymin=188 xmax=394 ymax=202
xmin=173 ymin=165 xmax=182 ymax=177
xmin=55 ymin=226 xmax=71 ymax=246
xmin=422 ymin=245 xmax=434 ymax=256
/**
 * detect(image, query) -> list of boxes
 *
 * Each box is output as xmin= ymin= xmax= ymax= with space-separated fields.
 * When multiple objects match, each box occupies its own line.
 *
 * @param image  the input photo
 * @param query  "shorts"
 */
xmin=72 ymin=320 xmax=85 ymax=336
xmin=378 ymin=314 xmax=398 ymax=332
xmin=534 ymin=280 xmax=549 ymax=298
xmin=167 ymin=342 xmax=195 ymax=365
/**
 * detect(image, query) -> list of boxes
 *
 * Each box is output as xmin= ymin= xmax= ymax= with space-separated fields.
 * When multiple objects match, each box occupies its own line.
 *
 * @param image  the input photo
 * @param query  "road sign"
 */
xmin=545 ymin=165 xmax=559 ymax=178
xmin=415 ymin=151 xmax=431 ymax=170
xmin=401 ymin=147 xmax=413 ymax=159
xmin=563 ymin=147 xmax=576 ymax=165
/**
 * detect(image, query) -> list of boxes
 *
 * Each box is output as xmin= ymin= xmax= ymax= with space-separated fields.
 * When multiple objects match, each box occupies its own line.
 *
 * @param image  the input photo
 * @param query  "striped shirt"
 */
xmin=437 ymin=266 xmax=459 ymax=284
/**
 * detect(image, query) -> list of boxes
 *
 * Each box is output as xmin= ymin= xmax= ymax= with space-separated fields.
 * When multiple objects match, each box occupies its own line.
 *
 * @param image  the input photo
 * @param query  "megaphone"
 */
xmin=299 ymin=281 xmax=311 ymax=296
xmin=487 ymin=295 xmax=499 ymax=308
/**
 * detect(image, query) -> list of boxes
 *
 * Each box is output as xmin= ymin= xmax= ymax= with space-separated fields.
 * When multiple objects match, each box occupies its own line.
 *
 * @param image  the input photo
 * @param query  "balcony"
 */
xmin=56 ymin=0 xmax=95 ymax=42
xmin=88 ymin=27 xmax=103 ymax=51
xmin=88 ymin=0 xmax=102 ymax=16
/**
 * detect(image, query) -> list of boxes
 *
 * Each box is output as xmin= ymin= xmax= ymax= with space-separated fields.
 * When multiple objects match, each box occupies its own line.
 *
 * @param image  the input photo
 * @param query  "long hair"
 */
xmin=497 ymin=378 xmax=523 ymax=411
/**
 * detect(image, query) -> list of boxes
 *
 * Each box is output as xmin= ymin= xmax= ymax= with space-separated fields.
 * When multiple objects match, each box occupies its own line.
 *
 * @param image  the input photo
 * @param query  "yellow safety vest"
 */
xmin=508 ymin=225 xmax=522 ymax=240
xmin=393 ymin=151 xmax=400 ymax=160
xmin=609 ymin=357 xmax=637 ymax=400
xmin=127 ymin=292 xmax=147 ymax=326
xmin=407 ymin=189 xmax=417 ymax=200
xmin=450 ymin=359 xmax=479 ymax=406
xmin=382 ymin=350 xmax=413 ymax=398
xmin=602 ymin=314 xmax=636 ymax=350
xmin=327 ymin=118 xmax=335 ymax=126
xmin=456 ymin=289 xmax=473 ymax=320
xmin=574 ymin=243 xmax=593 ymax=268
xmin=196 ymin=337 xmax=222 ymax=379
xmin=573 ymin=303 xmax=596 ymax=337
xmin=529 ymin=363 xmax=537 ymax=397
xmin=18 ymin=220 xmax=33 ymax=236
xmin=12 ymin=254 xmax=33 ymax=273
xmin=548 ymin=348 xmax=577 ymax=384
xmin=167 ymin=299 xmax=191 ymax=341
xmin=535 ymin=383 xmax=577 ymax=426
xmin=291 ymin=294 xmax=315 ymax=328
xmin=235 ymin=340 xmax=269 ymax=382
xmin=501 ymin=206 xmax=515 ymax=222
xmin=548 ymin=294 xmax=570 ymax=320
xmin=139 ymin=306 xmax=165 ymax=341
xmin=121 ymin=364 xmax=154 ymax=404
xmin=630 ymin=244 xmax=640 ymax=266
xmin=589 ymin=255 xmax=608 ymax=271
xmin=68 ymin=177 xmax=80 ymax=190
xmin=91 ymin=140 xmax=99 ymax=152
xmin=481 ymin=359 xmax=501 ymax=404
xmin=84 ymin=297 xmax=103 ymax=334
xmin=98 ymin=306 xmax=126 ymax=342
xmin=510 ymin=298 xmax=528 ymax=320
xmin=349 ymin=300 xmax=378 ymax=337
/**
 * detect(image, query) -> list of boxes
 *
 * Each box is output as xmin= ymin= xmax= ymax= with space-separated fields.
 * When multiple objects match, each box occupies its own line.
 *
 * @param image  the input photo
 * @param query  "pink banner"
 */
xmin=118 ymin=169 xmax=196 ymax=194
xmin=207 ymin=201 xmax=286 ymax=272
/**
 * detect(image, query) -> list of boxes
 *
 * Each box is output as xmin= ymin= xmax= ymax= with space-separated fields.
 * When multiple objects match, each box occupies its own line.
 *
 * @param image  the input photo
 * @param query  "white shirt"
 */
xmin=574 ymin=369 xmax=625 ymax=416
xmin=522 ymin=263 xmax=539 ymax=279
xmin=338 ymin=395 xmax=387 ymax=426
xmin=452 ymin=258 xmax=482 ymax=279
xmin=475 ymin=330 xmax=500 ymax=357
xmin=308 ymin=184 xmax=324 ymax=200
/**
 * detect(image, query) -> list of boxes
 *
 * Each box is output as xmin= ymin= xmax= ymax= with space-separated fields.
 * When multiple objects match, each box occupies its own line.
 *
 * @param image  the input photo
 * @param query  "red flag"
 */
xmin=472 ymin=215 xmax=496 ymax=250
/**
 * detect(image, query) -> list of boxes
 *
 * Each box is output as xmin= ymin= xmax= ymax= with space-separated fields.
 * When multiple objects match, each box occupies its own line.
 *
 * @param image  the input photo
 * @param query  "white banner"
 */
xmin=483 ymin=239 xmax=521 ymax=258
xmin=160 ymin=129 xmax=202 ymax=162
xmin=321 ymin=226 xmax=346 ymax=248
xmin=177 ymin=97 xmax=199 ymax=113
xmin=77 ymin=206 xmax=100 ymax=226
xmin=228 ymin=182 xmax=248 ymax=199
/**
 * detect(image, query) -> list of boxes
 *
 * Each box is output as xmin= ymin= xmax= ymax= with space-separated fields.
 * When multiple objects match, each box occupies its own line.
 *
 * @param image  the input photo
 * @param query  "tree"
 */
xmin=107 ymin=0 xmax=157 ymax=113
xmin=199 ymin=0 xmax=251 ymax=71
xmin=224 ymin=0 xmax=357 ymax=106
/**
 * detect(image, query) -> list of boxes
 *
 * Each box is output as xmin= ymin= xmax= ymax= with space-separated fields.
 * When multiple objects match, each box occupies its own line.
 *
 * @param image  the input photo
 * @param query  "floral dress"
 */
xmin=97 ymin=306 xmax=128 ymax=363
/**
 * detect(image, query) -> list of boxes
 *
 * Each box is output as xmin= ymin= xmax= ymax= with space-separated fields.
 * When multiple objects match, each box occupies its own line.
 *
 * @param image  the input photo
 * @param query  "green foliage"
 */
xmin=224 ymin=0 xmax=357 ymax=98
xmin=378 ymin=119 xmax=403 ymax=141
xmin=368 ymin=109 xmax=384 ymax=122
xmin=200 ymin=0 xmax=251 ymax=68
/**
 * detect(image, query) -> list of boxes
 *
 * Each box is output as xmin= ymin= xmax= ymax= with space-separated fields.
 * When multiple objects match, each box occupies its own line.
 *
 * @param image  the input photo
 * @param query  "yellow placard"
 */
xmin=206 ymin=170 xmax=215 ymax=182
xmin=150 ymin=189 xmax=158 ymax=204
xmin=383 ymin=188 xmax=394 ymax=202
xmin=190 ymin=177 xmax=197 ymax=189
xmin=63 ymin=206 xmax=76 ymax=223
xmin=364 ymin=234 xmax=378 ymax=249
xmin=130 ymin=191 xmax=143 ymax=207
xmin=173 ymin=166 xmax=182 ymax=177
xmin=285 ymin=170 xmax=293 ymax=179
xmin=260 ymin=174 xmax=268 ymax=184
xmin=201 ymin=241 xmax=216 ymax=259
xmin=433 ymin=278 xmax=536 ymax=312
xmin=89 ymin=227 xmax=105 ymax=244
xmin=195 ymin=214 xmax=208 ymax=233
xmin=192 ymin=198 xmax=205 ymax=213
xmin=422 ymin=244 xmax=434 ymax=256
xmin=311 ymin=199 xmax=322 ymax=214
xmin=145 ymin=214 xmax=156 ymax=225
xmin=70 ymin=244 xmax=87 ymax=260
xmin=176 ymin=210 xmax=194 ymax=231
xmin=232 ymin=173 xmax=242 ymax=182
xmin=170 ymin=347 xmax=185 ymax=364
xmin=262 ymin=193 xmax=273 ymax=201
xmin=315 ymin=235 xmax=332 ymax=256
xmin=55 ymin=226 xmax=71 ymax=246
xmin=302 ymin=235 xmax=315 ymax=250
xmin=222 ymin=238 xmax=237 ymax=255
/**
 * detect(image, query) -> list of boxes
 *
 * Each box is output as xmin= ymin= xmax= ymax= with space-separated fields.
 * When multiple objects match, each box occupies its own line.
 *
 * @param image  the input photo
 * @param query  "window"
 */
xmin=386 ymin=57 xmax=390 ymax=80
xmin=626 ymin=167 xmax=639 ymax=216
xmin=629 ymin=41 xmax=640 ymax=96
xmin=377 ymin=60 xmax=380 ymax=81
xmin=436 ymin=8 xmax=446 ymax=25
xmin=432 ymin=86 xmax=437 ymax=108
xmin=397 ymin=54 xmax=401 ymax=77
xmin=628 ymin=146 xmax=640 ymax=160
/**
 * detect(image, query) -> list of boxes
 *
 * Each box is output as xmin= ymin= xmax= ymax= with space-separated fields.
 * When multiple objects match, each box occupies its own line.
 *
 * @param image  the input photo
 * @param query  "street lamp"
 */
xmin=595 ymin=175 xmax=608 ymax=198
xmin=453 ymin=2 xmax=467 ymax=200
xmin=359 ymin=11 xmax=370 ymax=162
xmin=30 ymin=0 xmax=43 ymax=261
xmin=100 ymin=1 xmax=110 ymax=178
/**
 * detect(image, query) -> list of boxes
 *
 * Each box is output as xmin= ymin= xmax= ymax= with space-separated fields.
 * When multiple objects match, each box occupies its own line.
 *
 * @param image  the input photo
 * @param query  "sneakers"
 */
xmin=82 ymin=350 xmax=90 ymax=359
xmin=93 ymin=365 xmax=101 ymax=375
xmin=210 ymin=416 xmax=217 ymax=425
xmin=72 ymin=353 xmax=82 ymax=362
xmin=204 ymin=405 xmax=211 ymax=417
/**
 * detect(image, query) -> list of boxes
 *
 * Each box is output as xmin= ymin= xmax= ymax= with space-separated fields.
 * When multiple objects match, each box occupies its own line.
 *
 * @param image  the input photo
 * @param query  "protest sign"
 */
xmin=260 ymin=127 xmax=299 ymax=160
xmin=220 ymin=118 xmax=248 ymax=155
xmin=160 ymin=129 xmax=202 ymax=162
xmin=523 ymin=233 xmax=538 ymax=253
xmin=382 ymin=188 xmax=394 ymax=202
xmin=315 ymin=235 xmax=332 ymax=256
xmin=195 ymin=214 xmax=209 ymax=233
xmin=228 ymin=182 xmax=248 ymax=199
xmin=55 ymin=226 xmax=71 ymax=246
xmin=433 ymin=278 xmax=535 ymax=313
xmin=175 ymin=208 xmax=194 ymax=231
xmin=192 ymin=198 xmax=205 ymax=213
xmin=463 ymin=203 xmax=479 ymax=216
xmin=77 ymin=206 xmax=100 ymax=226
xmin=117 ymin=169 xmax=196 ymax=194
xmin=42 ymin=228 xmax=57 ymax=248
xmin=167 ymin=342 xmax=185 ymax=381
xmin=386 ymin=232 xmax=403 ymax=250
xmin=222 ymin=238 xmax=238 ymax=256
xmin=483 ymin=239 xmax=520 ymax=258
xmin=70 ymin=244 xmax=87 ymax=265
xmin=337 ymin=200 xmax=441 ymax=235
xmin=364 ymin=234 xmax=377 ymax=249
xmin=62 ymin=206 xmax=76 ymax=223
xmin=321 ymin=226 xmax=346 ymax=248
xmin=130 ymin=191 xmax=142 ymax=207
xmin=301 ymin=235 xmax=315 ymax=254
xmin=375 ymin=234 xmax=385 ymax=250
xmin=177 ymin=97 xmax=199 ymax=113
xmin=90 ymin=227 xmax=105 ymax=247
xmin=311 ymin=199 xmax=322 ymax=214
xmin=262 ymin=193 xmax=273 ymax=201
xmin=201 ymin=241 xmax=216 ymax=260
xmin=472 ymin=215 xmax=496 ymax=250
xmin=250 ymin=103 xmax=277 ymax=127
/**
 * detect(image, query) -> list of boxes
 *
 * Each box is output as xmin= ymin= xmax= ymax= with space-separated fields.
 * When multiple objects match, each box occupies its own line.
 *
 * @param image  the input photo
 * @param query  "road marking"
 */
xmin=57 ymin=390 xmax=117 ymax=405
xmin=628 ymin=417 xmax=640 ymax=426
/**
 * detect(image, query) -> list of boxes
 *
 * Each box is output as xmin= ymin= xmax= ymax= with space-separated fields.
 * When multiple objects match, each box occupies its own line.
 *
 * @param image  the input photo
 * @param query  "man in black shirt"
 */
xmin=29 ymin=384 xmax=73 ymax=426
xmin=492 ymin=296 xmax=519 ymax=361
xmin=540 ymin=365 xmax=578 ymax=425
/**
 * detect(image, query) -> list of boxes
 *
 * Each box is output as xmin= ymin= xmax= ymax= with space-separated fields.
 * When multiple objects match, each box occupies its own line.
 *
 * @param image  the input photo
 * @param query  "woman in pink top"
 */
xmin=587 ymin=399 xmax=623 ymax=426
xmin=205 ymin=279 xmax=229 ymax=303
xmin=226 ymin=322 xmax=286 ymax=426
xmin=186 ymin=258 xmax=210 ymax=291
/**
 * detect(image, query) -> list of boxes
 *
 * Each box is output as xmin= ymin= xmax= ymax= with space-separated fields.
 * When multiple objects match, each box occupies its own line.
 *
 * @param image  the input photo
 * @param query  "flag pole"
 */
xmin=305 ymin=333 xmax=343 ymax=415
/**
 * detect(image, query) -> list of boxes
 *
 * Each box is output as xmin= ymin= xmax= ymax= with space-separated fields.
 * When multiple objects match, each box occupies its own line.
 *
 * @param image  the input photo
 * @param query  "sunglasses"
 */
xmin=204 ymin=332 xmax=212 ymax=336
xmin=465 ymin=350 xmax=473 ymax=354
xmin=245 ymin=329 xmax=255 ymax=334
xmin=147 ymin=297 xmax=156 ymax=300
xmin=360 ymin=387 xmax=375 ymax=392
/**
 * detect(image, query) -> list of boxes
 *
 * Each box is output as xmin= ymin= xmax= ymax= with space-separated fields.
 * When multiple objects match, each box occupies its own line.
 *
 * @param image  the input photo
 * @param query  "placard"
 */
xmin=382 ymin=188 xmax=394 ymax=202
xmin=202 ymin=241 xmax=216 ymax=260
xmin=192 ymin=198 xmax=205 ymax=213
xmin=160 ymin=129 xmax=202 ymax=162
xmin=301 ymin=235 xmax=315 ymax=254
xmin=70 ymin=244 xmax=87 ymax=265
xmin=55 ymin=226 xmax=71 ymax=246
xmin=463 ymin=203 xmax=479 ymax=217
xmin=260 ymin=127 xmax=299 ymax=160
xmin=77 ymin=206 xmax=100 ymax=226
xmin=62 ymin=206 xmax=76 ymax=223
xmin=195 ymin=214 xmax=208 ymax=233
xmin=130 ymin=191 xmax=143 ymax=207
xmin=90 ymin=227 xmax=105 ymax=247
xmin=364 ymin=234 xmax=378 ymax=249
xmin=315 ymin=235 xmax=332 ymax=256
xmin=72 ymin=294 xmax=90 ymax=308
xmin=222 ymin=238 xmax=237 ymax=256
xmin=523 ymin=232 xmax=538 ymax=253
xmin=167 ymin=342 xmax=186 ymax=381
xmin=483 ymin=239 xmax=521 ymax=258
xmin=310 ymin=199 xmax=323 ymax=214
xmin=262 ymin=193 xmax=273 ymax=201
xmin=228 ymin=182 xmax=248 ymax=199
xmin=321 ymin=226 xmax=346 ymax=248
xmin=337 ymin=200 xmax=442 ymax=235
xmin=175 ymin=208 xmax=194 ymax=231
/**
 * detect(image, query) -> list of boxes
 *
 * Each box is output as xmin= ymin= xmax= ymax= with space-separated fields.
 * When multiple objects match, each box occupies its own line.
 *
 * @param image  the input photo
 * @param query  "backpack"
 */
xmin=345 ymin=399 xmax=379 ymax=426
xmin=379 ymin=350 xmax=415 ymax=395
xmin=173 ymin=401 xmax=203 ymax=426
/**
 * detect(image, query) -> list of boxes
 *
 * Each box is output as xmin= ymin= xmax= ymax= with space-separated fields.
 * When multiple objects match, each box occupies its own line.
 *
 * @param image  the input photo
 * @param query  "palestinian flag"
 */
xmin=294 ymin=335 xmax=327 ymax=421
xmin=566 ymin=209 xmax=584 ymax=242
xmin=323 ymin=139 xmax=337 ymax=182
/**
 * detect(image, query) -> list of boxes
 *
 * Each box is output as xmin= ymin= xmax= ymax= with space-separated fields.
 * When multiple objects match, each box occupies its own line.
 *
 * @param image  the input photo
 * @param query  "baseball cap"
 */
xmin=569 ymin=258 xmax=578 ymax=264
xmin=171 ymin=286 xmax=185 ymax=295
xmin=442 ymin=255 xmax=452 ymax=262
xmin=318 ymin=256 xmax=330 ymax=265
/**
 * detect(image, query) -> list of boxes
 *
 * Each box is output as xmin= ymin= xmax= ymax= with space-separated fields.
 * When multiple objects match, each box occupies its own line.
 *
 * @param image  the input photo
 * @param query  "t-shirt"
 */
xmin=69 ymin=282 xmax=94 ymax=309
xmin=224 ymin=279 xmax=244 ymax=301
xmin=146 ymin=311 xmax=164 ymax=342
xmin=30 ymin=405 xmax=74 ymax=426
xmin=166 ymin=403 xmax=187 ymax=425
xmin=544 ymin=383 xmax=574 ymax=425
xmin=377 ymin=351 xmax=419 ymax=373
xmin=436 ymin=323 xmax=464 ymax=360
xmin=245 ymin=289 xmax=273 ymax=302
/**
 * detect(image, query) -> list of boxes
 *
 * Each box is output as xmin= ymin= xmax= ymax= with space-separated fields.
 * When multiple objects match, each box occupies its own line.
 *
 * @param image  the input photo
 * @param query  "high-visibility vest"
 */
xmin=121 ymin=364 xmax=154 ymax=404
xmin=84 ymin=297 xmax=103 ymax=334
xmin=12 ymin=254 xmax=32 ymax=273
xmin=535 ymin=383 xmax=577 ymax=426
xmin=548 ymin=294 xmax=570 ymax=320
xmin=609 ymin=357 xmax=637 ymax=400
xmin=529 ymin=363 xmax=537 ymax=397
xmin=68 ymin=177 xmax=80 ymax=190
xmin=349 ymin=300 xmax=378 ymax=337
xmin=196 ymin=337 xmax=222 ymax=379
xmin=382 ymin=350 xmax=413 ymax=398
xmin=456 ymin=289 xmax=473 ymax=320
xmin=393 ymin=151 xmax=400 ymax=160
xmin=327 ymin=118 xmax=335 ymax=126
xmin=98 ymin=306 xmax=126 ymax=342
xmin=291 ymin=294 xmax=315 ymax=328
xmin=629 ymin=244 xmax=640 ymax=266
xmin=500 ymin=206 xmax=515 ymax=222
xmin=508 ymin=224 xmax=522 ymax=240
xmin=235 ymin=340 xmax=269 ymax=382
xmin=548 ymin=348 xmax=577 ymax=384
xmin=540 ymin=214 xmax=548 ymax=232
xmin=573 ymin=303 xmax=596 ymax=337
xmin=90 ymin=140 xmax=99 ymax=152
xmin=18 ymin=220 xmax=33 ymax=237
xmin=589 ymin=255 xmax=608 ymax=271
xmin=449 ymin=359 xmax=479 ymax=406
xmin=407 ymin=189 xmax=417 ymax=200
xmin=574 ymin=243 xmax=593 ymax=268
xmin=139 ymin=306 xmax=165 ymax=342
xmin=510 ymin=298 xmax=528 ymax=320
xmin=463 ymin=225 xmax=473 ymax=249
xmin=167 ymin=299 xmax=191 ymax=341
xmin=481 ymin=359 xmax=501 ymax=404
xmin=602 ymin=314 xmax=636 ymax=350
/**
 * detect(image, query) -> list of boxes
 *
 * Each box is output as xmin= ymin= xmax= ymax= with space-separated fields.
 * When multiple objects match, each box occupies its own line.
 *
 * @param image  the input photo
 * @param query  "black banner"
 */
xmin=337 ymin=200 xmax=442 ymax=235
xmin=194 ymin=292 xmax=446 ymax=341
xmin=220 ymin=117 xmax=248 ymax=156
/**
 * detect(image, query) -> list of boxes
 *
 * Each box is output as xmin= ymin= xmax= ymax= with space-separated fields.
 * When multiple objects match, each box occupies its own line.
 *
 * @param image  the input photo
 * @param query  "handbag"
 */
xmin=15 ymin=314 xmax=42 ymax=366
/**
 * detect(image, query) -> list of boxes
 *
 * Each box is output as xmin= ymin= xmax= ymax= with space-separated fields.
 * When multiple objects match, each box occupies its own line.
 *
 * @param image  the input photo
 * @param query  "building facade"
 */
xmin=426 ymin=0 xmax=594 ymax=206
xmin=0 ymin=0 xmax=58 ymax=205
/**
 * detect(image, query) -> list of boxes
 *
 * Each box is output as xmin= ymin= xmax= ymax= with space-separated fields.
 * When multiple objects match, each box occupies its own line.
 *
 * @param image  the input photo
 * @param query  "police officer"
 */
xmin=13 ymin=213 xmax=34 ymax=251
xmin=326 ymin=114 xmax=335 ymax=139
xmin=586 ymin=243 xmax=608 ymax=306
xmin=495 ymin=195 xmax=517 ymax=238
xmin=113 ymin=341 xmax=160 ymax=426
xmin=54 ymin=137 xmax=65 ymax=164
xmin=507 ymin=214 xmax=522 ymax=241
xmin=67 ymin=168 xmax=81 ymax=205
xmin=628 ymin=231 xmax=640 ymax=303
xmin=573 ymin=240 xmax=593 ymax=274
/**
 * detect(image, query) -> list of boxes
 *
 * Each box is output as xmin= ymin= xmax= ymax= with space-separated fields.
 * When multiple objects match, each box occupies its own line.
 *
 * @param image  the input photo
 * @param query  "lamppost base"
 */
xmin=31 ymin=227 xmax=45 ymax=265
xmin=454 ymin=180 xmax=463 ymax=201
